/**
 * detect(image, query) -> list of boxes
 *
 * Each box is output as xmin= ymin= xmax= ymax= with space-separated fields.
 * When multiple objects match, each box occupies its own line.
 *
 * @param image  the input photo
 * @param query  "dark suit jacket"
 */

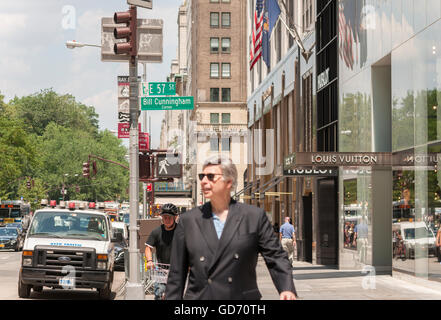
xmin=165 ymin=199 xmax=296 ymax=300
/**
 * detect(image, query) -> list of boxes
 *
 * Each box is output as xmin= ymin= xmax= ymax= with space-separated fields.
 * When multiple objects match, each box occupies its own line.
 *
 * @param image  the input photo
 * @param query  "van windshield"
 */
xmin=404 ymin=227 xmax=433 ymax=240
xmin=28 ymin=211 xmax=108 ymax=241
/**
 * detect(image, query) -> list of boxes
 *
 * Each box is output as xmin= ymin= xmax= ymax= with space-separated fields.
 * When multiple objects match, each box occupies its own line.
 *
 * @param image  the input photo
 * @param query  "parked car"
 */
xmin=393 ymin=221 xmax=436 ymax=259
xmin=111 ymin=221 xmax=128 ymax=271
xmin=7 ymin=222 xmax=24 ymax=236
xmin=0 ymin=227 xmax=23 ymax=251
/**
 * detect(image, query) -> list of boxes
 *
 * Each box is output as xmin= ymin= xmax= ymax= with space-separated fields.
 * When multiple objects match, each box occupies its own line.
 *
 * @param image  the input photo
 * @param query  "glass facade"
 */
xmin=339 ymin=0 xmax=441 ymax=280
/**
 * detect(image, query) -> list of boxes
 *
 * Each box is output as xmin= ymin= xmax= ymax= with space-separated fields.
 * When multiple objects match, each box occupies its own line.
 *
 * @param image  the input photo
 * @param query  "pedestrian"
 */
xmin=279 ymin=217 xmax=296 ymax=265
xmin=165 ymin=155 xmax=297 ymax=300
xmin=145 ymin=203 xmax=179 ymax=300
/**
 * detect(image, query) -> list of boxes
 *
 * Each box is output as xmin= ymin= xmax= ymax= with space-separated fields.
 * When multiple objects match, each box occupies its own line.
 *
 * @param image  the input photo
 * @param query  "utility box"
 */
xmin=137 ymin=218 xmax=162 ymax=254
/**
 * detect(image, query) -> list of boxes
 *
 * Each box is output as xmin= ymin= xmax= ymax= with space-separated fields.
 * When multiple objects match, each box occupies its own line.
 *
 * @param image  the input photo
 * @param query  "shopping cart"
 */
xmin=151 ymin=263 xmax=170 ymax=284
xmin=142 ymin=257 xmax=170 ymax=295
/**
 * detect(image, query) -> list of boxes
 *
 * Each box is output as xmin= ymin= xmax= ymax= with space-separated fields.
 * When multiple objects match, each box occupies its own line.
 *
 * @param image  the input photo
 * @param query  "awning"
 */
xmin=254 ymin=176 xmax=286 ymax=199
xmin=233 ymin=179 xmax=260 ymax=200
xmin=154 ymin=197 xmax=193 ymax=207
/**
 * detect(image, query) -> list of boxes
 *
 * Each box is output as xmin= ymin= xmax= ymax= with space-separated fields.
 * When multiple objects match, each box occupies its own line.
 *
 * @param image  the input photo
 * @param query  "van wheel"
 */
xmin=33 ymin=286 xmax=43 ymax=293
xmin=98 ymin=283 xmax=112 ymax=300
xmin=18 ymin=280 xmax=31 ymax=298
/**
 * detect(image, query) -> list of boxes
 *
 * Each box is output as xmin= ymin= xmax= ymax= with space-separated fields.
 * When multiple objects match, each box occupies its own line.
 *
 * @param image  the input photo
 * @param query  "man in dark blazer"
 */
xmin=165 ymin=156 xmax=297 ymax=300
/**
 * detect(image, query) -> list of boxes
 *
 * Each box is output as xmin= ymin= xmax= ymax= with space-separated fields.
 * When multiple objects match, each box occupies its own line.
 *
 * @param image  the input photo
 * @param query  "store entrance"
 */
xmin=316 ymin=178 xmax=339 ymax=266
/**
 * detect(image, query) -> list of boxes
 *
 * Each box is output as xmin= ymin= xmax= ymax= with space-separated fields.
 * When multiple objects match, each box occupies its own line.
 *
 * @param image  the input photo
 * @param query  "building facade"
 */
xmin=338 ymin=0 xmax=441 ymax=281
xmin=185 ymin=0 xmax=249 ymax=205
xmin=245 ymin=0 xmax=441 ymax=284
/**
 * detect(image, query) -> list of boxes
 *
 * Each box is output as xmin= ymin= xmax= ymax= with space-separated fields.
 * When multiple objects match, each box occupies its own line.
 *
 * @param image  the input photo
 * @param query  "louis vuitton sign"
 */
xmin=285 ymin=152 xmax=441 ymax=170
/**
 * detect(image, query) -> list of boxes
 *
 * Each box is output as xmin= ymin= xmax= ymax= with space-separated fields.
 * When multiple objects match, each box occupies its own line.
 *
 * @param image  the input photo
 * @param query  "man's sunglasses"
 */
xmin=198 ymin=173 xmax=222 ymax=181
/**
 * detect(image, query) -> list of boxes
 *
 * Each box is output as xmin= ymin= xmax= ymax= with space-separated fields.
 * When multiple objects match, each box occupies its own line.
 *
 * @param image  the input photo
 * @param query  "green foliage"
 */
xmin=9 ymin=88 xmax=99 ymax=136
xmin=0 ymin=89 xmax=129 ymax=204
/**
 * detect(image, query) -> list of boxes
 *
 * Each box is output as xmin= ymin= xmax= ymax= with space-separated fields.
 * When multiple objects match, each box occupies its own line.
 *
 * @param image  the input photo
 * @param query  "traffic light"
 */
xmin=113 ymin=6 xmax=137 ymax=56
xmin=26 ymin=180 xmax=31 ymax=189
xmin=92 ymin=161 xmax=98 ymax=176
xmin=146 ymin=183 xmax=152 ymax=192
xmin=82 ymin=162 xmax=90 ymax=178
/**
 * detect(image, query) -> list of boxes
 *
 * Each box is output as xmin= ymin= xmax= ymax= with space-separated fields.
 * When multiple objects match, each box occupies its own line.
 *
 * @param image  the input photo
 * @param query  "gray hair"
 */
xmin=203 ymin=155 xmax=238 ymax=191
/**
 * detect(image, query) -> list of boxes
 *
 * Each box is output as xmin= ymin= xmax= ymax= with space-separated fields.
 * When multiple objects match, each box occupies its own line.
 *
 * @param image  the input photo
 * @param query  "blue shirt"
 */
xmin=280 ymin=222 xmax=295 ymax=239
xmin=212 ymin=214 xmax=225 ymax=239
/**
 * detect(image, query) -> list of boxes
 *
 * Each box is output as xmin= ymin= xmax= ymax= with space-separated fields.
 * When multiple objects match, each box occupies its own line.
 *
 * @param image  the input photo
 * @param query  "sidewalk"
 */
xmin=141 ymin=257 xmax=441 ymax=300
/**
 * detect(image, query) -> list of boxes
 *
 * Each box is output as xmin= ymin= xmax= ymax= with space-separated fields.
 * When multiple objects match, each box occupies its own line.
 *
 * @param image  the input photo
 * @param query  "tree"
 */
xmin=9 ymin=89 xmax=99 ymax=136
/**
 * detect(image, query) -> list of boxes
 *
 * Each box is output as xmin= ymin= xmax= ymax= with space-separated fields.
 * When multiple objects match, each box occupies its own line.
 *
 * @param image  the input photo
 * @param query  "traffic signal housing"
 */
xmin=113 ymin=7 xmax=137 ymax=56
xmin=82 ymin=162 xmax=90 ymax=178
xmin=92 ymin=161 xmax=98 ymax=177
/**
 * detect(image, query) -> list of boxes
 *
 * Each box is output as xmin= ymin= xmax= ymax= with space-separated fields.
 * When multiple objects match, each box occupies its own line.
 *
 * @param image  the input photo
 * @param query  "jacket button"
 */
xmin=234 ymin=253 xmax=239 ymax=259
xmin=228 ymin=277 xmax=233 ymax=283
xmin=200 ymin=256 xmax=205 ymax=262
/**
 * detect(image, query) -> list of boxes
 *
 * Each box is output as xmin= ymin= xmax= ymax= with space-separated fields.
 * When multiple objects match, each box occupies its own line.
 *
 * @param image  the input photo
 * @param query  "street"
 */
xmin=3 ymin=250 xmax=441 ymax=300
xmin=0 ymin=251 xmax=126 ymax=300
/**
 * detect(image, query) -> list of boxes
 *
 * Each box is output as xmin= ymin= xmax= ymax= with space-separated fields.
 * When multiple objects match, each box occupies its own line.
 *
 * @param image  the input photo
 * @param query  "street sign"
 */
xmin=118 ymin=123 xmax=141 ymax=139
xmin=118 ymin=76 xmax=141 ymax=123
xmin=101 ymin=17 xmax=163 ymax=63
xmin=156 ymin=154 xmax=182 ymax=178
xmin=146 ymin=82 xmax=176 ymax=96
xmin=141 ymin=96 xmax=194 ymax=110
xmin=139 ymin=132 xmax=149 ymax=152
xmin=128 ymin=0 xmax=152 ymax=9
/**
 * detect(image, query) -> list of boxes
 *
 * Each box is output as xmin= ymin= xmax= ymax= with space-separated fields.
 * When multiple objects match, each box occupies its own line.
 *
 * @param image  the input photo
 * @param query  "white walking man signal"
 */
xmin=159 ymin=159 xmax=170 ymax=174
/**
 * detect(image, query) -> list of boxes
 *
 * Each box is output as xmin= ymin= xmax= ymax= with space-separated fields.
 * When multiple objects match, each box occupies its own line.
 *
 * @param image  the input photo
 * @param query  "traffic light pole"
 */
xmin=125 ymin=5 xmax=144 ymax=300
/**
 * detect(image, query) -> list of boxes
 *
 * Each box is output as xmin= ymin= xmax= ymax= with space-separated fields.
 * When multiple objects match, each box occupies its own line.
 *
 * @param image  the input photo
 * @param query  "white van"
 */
xmin=392 ymin=221 xmax=436 ymax=259
xmin=18 ymin=205 xmax=121 ymax=299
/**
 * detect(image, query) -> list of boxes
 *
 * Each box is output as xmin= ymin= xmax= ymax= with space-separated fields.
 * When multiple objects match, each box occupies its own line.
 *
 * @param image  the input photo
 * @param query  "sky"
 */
xmin=0 ymin=0 xmax=182 ymax=149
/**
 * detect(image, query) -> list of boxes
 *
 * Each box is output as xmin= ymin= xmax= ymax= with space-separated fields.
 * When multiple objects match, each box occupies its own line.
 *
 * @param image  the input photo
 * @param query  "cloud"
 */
xmin=82 ymin=89 xmax=118 ymax=131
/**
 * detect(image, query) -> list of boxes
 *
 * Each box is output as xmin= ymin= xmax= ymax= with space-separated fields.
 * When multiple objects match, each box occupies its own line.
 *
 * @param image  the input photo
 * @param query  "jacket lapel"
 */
xmin=195 ymin=202 xmax=219 ymax=255
xmin=208 ymin=199 xmax=243 ymax=274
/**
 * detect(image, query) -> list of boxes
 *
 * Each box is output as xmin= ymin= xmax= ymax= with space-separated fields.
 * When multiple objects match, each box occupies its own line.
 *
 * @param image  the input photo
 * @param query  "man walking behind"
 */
xmin=145 ymin=203 xmax=178 ymax=300
xmin=280 ymin=217 xmax=296 ymax=266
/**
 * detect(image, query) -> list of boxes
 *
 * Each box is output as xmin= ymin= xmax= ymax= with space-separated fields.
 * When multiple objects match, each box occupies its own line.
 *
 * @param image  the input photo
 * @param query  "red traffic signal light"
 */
xmin=82 ymin=162 xmax=90 ymax=178
xmin=113 ymin=7 xmax=137 ymax=56
xmin=146 ymin=183 xmax=152 ymax=192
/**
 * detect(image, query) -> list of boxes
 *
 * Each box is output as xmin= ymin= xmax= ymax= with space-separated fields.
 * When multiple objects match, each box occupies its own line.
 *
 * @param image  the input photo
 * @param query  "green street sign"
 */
xmin=145 ymin=82 xmax=176 ymax=96
xmin=141 ymin=96 xmax=194 ymax=110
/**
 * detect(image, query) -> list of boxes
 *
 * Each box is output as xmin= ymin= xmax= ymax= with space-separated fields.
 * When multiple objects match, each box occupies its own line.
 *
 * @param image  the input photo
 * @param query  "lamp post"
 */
xmin=65 ymin=40 xmax=102 ymax=49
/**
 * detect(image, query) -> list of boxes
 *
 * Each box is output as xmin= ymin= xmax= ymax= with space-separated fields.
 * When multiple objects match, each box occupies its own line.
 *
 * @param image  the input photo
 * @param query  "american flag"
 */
xmin=250 ymin=0 xmax=264 ymax=70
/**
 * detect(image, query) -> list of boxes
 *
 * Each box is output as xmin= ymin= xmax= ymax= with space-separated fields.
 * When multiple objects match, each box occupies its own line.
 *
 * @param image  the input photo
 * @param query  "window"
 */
xmin=210 ymin=88 xmax=220 ymax=102
xmin=221 ymin=0 xmax=230 ymax=2
xmin=210 ymin=137 xmax=219 ymax=151
xmin=210 ymin=38 xmax=219 ymax=53
xmin=210 ymin=63 xmax=219 ymax=78
xmin=303 ymin=0 xmax=313 ymax=32
xmin=222 ymin=88 xmax=231 ymax=102
xmin=221 ymin=63 xmax=231 ymax=78
xmin=221 ymin=137 xmax=231 ymax=151
xmin=210 ymin=113 xmax=220 ymax=124
xmin=221 ymin=38 xmax=231 ymax=53
xmin=210 ymin=0 xmax=219 ymax=2
xmin=221 ymin=12 xmax=231 ymax=27
xmin=210 ymin=12 xmax=219 ymax=27
xmin=221 ymin=113 xmax=231 ymax=124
